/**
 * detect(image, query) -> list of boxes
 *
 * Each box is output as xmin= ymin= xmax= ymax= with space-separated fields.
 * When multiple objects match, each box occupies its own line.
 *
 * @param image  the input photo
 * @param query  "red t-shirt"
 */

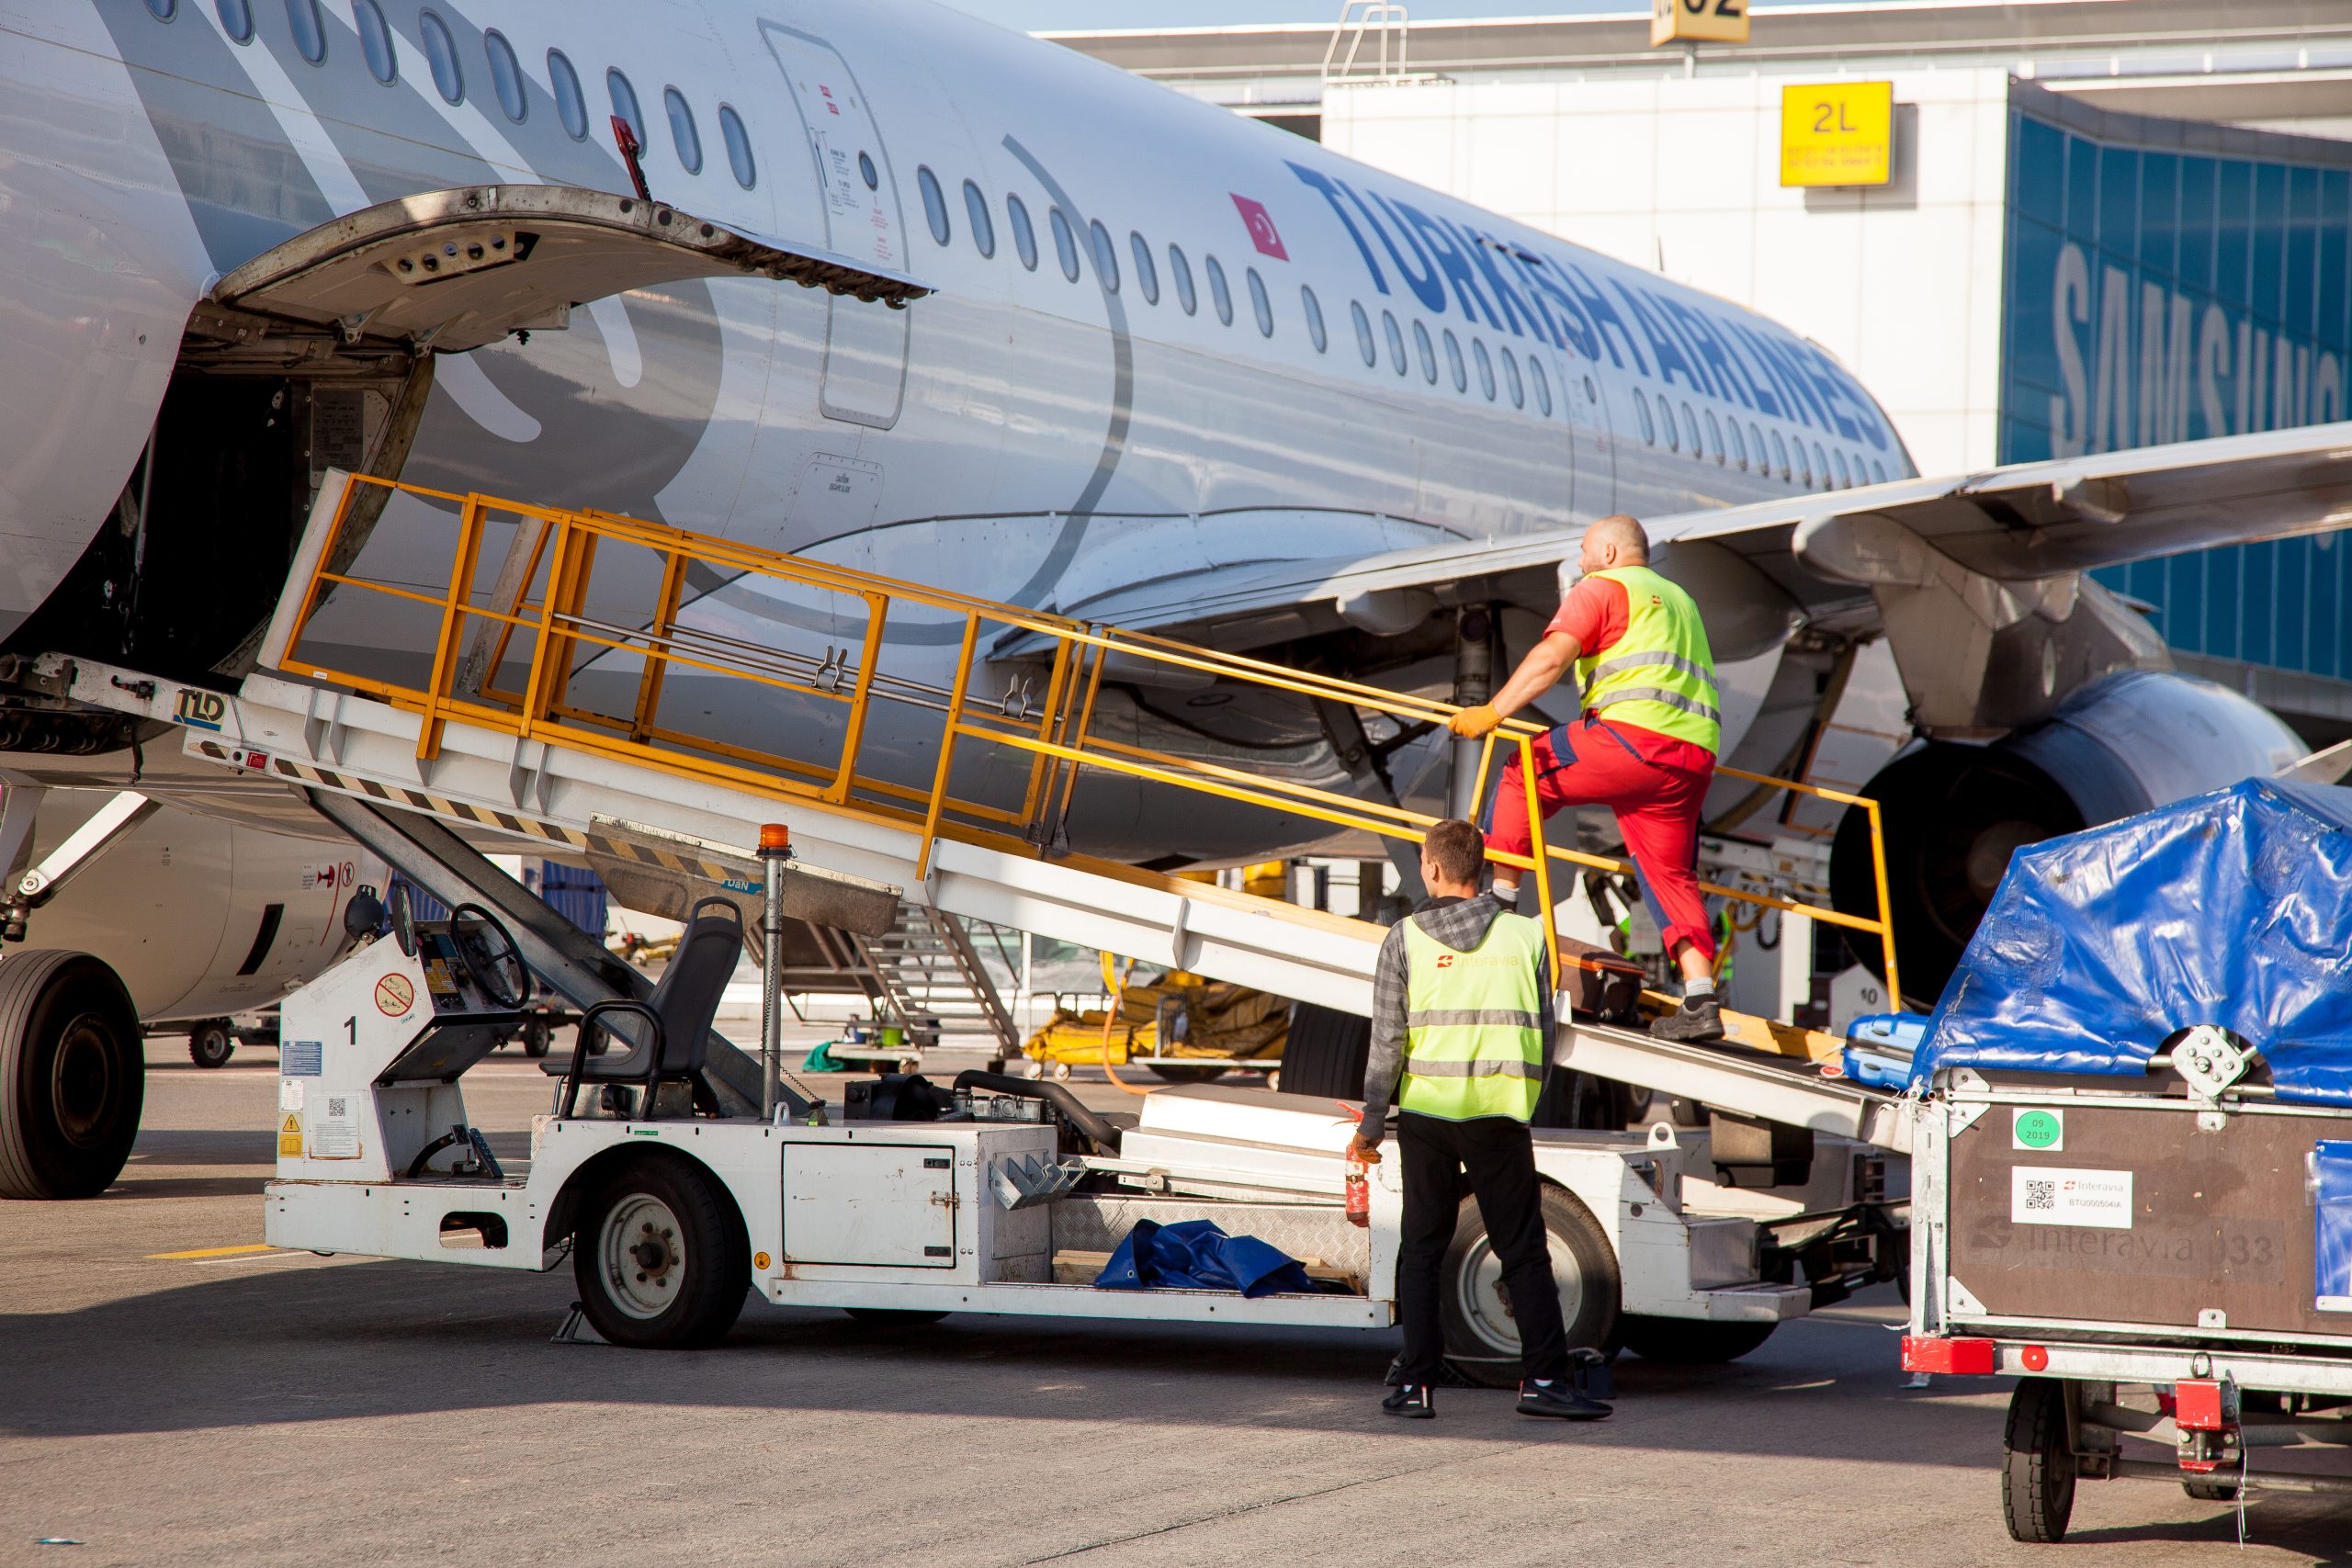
xmin=1544 ymin=575 xmax=1717 ymax=771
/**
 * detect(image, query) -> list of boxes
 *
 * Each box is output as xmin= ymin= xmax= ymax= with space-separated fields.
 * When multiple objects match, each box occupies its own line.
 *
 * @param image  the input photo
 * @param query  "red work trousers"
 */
xmin=1483 ymin=716 xmax=1717 ymax=964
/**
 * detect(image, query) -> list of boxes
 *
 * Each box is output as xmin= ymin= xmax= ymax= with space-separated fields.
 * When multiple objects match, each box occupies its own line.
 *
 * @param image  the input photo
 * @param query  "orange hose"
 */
xmin=1097 ymin=953 xmax=1150 ymax=1097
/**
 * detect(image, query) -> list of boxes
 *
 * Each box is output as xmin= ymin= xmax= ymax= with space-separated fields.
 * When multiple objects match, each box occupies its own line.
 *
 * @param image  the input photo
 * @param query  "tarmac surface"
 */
xmin=4 ymin=1040 xmax=2347 ymax=1567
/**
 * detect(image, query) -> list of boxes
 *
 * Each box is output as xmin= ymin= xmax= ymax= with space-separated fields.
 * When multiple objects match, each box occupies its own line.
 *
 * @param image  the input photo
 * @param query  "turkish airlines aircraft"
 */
xmin=0 ymin=0 xmax=2339 ymax=1195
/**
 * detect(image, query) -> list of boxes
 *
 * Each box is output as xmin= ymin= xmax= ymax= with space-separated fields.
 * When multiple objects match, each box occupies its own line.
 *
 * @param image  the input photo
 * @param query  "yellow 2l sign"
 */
xmin=1781 ymin=82 xmax=1895 ymax=186
xmin=1651 ymin=0 xmax=1748 ymax=47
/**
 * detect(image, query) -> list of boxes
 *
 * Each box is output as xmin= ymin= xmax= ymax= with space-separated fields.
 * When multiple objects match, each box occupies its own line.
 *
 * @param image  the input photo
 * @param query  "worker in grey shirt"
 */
xmin=1349 ymin=818 xmax=1609 ymax=1421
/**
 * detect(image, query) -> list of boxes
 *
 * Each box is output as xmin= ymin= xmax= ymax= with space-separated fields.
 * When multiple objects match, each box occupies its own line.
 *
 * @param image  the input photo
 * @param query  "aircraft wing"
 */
xmin=1008 ymin=421 xmax=2352 ymax=664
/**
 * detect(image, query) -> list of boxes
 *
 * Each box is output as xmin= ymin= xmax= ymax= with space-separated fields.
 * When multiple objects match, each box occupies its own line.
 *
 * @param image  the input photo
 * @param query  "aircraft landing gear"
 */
xmin=0 ymin=950 xmax=144 ymax=1199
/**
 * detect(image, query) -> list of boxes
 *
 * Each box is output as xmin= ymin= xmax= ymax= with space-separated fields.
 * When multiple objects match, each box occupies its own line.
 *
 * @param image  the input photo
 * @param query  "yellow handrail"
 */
xmin=277 ymin=473 xmax=1904 ymax=1008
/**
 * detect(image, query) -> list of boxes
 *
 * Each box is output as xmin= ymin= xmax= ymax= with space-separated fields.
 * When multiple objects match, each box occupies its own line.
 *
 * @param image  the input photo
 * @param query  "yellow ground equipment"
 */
xmin=1022 ymin=958 xmax=1288 ymax=1083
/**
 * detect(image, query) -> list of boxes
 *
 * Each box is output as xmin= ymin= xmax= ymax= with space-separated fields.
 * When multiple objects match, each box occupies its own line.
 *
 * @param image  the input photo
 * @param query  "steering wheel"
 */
xmin=387 ymin=882 xmax=419 ymax=957
xmin=447 ymin=903 xmax=530 ymax=1009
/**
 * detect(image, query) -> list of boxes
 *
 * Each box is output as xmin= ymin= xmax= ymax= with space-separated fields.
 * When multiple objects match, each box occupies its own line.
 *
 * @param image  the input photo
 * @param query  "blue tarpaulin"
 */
xmin=2316 ymin=1143 xmax=2352 ymax=1313
xmin=1093 ymin=1218 xmax=1321 ymax=1297
xmin=1912 ymin=779 xmax=2352 ymax=1106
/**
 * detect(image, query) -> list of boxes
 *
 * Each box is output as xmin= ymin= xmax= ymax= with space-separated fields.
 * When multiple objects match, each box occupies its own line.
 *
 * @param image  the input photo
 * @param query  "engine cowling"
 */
xmin=1831 ymin=671 xmax=2305 ymax=1004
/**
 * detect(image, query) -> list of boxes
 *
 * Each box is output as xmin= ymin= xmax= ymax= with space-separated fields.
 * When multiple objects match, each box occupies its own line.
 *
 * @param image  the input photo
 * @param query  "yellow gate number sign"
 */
xmin=1651 ymin=0 xmax=1747 ymax=47
xmin=1781 ymin=82 xmax=1894 ymax=186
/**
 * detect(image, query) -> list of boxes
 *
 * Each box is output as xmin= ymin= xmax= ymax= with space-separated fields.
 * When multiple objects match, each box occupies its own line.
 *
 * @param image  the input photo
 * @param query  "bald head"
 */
xmin=1576 ymin=514 xmax=1649 ymax=577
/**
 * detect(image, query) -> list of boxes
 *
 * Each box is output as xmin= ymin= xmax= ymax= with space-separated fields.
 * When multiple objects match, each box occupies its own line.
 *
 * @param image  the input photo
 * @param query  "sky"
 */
xmin=937 ymin=0 xmax=1921 ymax=33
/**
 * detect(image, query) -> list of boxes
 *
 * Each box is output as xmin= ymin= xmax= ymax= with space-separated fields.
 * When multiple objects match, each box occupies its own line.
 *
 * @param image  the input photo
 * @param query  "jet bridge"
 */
xmin=45 ymin=468 xmax=1908 ymax=1149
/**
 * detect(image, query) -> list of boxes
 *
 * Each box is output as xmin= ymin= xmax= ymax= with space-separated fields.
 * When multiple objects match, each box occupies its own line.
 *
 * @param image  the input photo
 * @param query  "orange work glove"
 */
xmin=1348 ymin=1133 xmax=1384 ymax=1165
xmin=1448 ymin=704 xmax=1502 ymax=739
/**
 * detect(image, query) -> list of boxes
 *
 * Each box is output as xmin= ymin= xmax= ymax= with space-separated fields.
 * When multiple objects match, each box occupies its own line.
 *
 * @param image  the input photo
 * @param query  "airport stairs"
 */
xmin=851 ymin=903 xmax=1022 ymax=1066
xmin=51 ymin=470 xmax=1907 ymax=1146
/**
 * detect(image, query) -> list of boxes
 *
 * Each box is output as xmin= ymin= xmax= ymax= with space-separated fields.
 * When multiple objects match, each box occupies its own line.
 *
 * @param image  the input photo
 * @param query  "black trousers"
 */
xmin=1396 ymin=1111 xmax=1569 ymax=1385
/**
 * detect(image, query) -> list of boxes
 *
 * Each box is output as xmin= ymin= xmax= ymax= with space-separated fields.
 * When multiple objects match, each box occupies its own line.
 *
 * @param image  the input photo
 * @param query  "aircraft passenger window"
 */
xmin=606 ymin=69 xmax=642 ymax=145
xmin=355 ymin=1 xmax=400 ymax=80
xmin=1660 ymin=396 xmax=1679 ymax=451
xmin=548 ymin=50 xmax=586 ymax=139
xmin=858 ymin=152 xmax=876 ymax=189
xmin=918 ymin=167 xmax=950 ymax=246
xmin=486 ymin=32 xmax=526 ymax=122
xmin=1008 ymin=195 xmax=1038 ymax=271
xmin=1530 ymin=356 xmax=1552 ymax=415
xmin=1797 ymin=444 xmax=1814 ymax=486
xmin=1871 ymin=458 xmax=1887 ymax=484
xmin=1728 ymin=419 xmax=1747 ymax=470
xmin=1679 ymin=401 xmax=1701 ymax=457
xmin=1129 ymin=233 xmax=1158 ymax=303
xmin=1704 ymin=409 xmax=1724 ymax=465
xmin=1090 ymin=220 xmax=1120 ymax=293
xmin=967 ymin=183 xmax=996 ymax=258
xmin=1473 ymin=339 xmax=1495 ymax=400
xmin=1500 ymin=346 xmax=1524 ymax=408
xmin=1412 ymin=321 xmax=1436 ymax=384
xmin=1811 ymin=441 xmax=1827 ymax=487
xmin=1168 ymin=245 xmax=1195 ymax=313
xmin=142 ymin=0 xmax=174 ymax=19
xmin=1442 ymin=330 xmax=1466 ymax=392
xmin=1836 ymin=449 xmax=1853 ymax=488
xmin=1050 ymin=207 xmax=1080 ymax=281
xmin=719 ymin=106 xmax=755 ymax=188
xmin=1770 ymin=430 xmax=1789 ymax=479
xmin=665 ymin=88 xmax=701 ymax=173
xmin=1748 ymin=422 xmax=1765 ymax=472
xmin=1351 ymin=301 xmax=1375 ymax=366
xmin=1206 ymin=255 xmax=1233 ymax=325
xmin=1302 ymin=286 xmax=1326 ymax=354
xmin=287 ymin=0 xmax=325 ymax=62
xmin=1585 ymin=376 xmax=1599 ymax=401
xmin=1383 ymin=310 xmax=1406 ymax=375
xmin=420 ymin=12 xmax=465 ymax=101
xmin=1634 ymin=392 xmax=1656 ymax=444
xmin=216 ymin=0 xmax=253 ymax=43
xmin=1247 ymin=268 xmax=1272 ymax=337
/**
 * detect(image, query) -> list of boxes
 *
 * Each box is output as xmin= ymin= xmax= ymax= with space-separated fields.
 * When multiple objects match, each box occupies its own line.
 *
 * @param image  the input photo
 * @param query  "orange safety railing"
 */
xmin=276 ymin=473 xmax=1902 ymax=1007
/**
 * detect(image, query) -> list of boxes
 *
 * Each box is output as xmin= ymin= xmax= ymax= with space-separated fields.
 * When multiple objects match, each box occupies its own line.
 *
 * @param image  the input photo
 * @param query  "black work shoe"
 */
xmin=1382 ymin=1382 xmax=1434 ymax=1419
xmin=1517 ymin=1379 xmax=1611 ymax=1420
xmin=1651 ymin=993 xmax=1724 ymax=1043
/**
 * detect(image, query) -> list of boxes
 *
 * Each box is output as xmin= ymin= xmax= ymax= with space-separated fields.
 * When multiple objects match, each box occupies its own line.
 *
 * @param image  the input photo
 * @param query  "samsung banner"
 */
xmin=2002 ymin=101 xmax=2352 ymax=677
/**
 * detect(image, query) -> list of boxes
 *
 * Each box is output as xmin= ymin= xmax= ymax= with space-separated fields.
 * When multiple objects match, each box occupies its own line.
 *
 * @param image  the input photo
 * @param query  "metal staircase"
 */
xmin=851 ymin=904 xmax=1021 ymax=1066
xmin=51 ymin=468 xmax=1912 ymax=1147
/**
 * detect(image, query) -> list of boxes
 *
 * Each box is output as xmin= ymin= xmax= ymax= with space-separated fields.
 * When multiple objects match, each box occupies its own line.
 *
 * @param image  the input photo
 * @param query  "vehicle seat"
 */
xmin=551 ymin=897 xmax=744 ymax=1119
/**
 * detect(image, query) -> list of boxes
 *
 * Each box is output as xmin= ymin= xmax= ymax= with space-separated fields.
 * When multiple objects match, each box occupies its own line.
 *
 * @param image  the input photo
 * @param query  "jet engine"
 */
xmin=1830 ymin=670 xmax=2305 ymax=1003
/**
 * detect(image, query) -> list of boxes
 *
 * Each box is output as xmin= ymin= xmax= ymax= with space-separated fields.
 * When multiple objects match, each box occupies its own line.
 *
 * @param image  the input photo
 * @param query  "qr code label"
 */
xmin=2011 ymin=1165 xmax=2132 ymax=1228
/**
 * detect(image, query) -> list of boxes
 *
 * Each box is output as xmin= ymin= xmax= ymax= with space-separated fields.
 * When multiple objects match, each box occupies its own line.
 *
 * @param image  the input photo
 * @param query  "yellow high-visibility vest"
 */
xmin=1577 ymin=564 xmax=1721 ymax=753
xmin=1398 ymin=914 xmax=1547 ymax=1122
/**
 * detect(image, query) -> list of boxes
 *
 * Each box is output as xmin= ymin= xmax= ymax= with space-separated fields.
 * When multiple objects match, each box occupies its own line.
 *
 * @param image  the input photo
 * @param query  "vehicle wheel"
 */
xmin=1266 ymin=1070 xmax=1281 ymax=1092
xmin=187 ymin=1019 xmax=235 ymax=1070
xmin=571 ymin=1154 xmax=750 ymax=1348
xmin=1146 ymin=1062 xmax=1229 ymax=1083
xmin=1616 ymin=1314 xmax=1777 ymax=1363
xmin=2002 ymin=1377 xmax=2077 ymax=1543
xmin=0 ymin=952 xmax=144 ymax=1200
xmin=1280 ymin=1001 xmax=1370 ymax=1099
xmin=521 ymin=1021 xmax=552 ymax=1059
xmin=1439 ymin=1183 xmax=1620 ymax=1389
xmin=2183 ymin=1476 xmax=2241 ymax=1501
xmin=1051 ymin=1061 xmax=1071 ymax=1081
xmin=842 ymin=1308 xmax=950 ymax=1325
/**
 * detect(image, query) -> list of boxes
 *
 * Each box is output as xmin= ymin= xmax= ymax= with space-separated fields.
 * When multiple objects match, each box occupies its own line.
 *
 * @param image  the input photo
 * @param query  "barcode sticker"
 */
xmin=2010 ymin=1165 xmax=2132 ymax=1229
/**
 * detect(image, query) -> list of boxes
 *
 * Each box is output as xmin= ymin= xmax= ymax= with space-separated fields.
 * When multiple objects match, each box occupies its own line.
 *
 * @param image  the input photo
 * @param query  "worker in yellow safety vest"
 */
xmin=1449 ymin=513 xmax=1727 ymax=1043
xmin=1349 ymin=818 xmax=1611 ymax=1422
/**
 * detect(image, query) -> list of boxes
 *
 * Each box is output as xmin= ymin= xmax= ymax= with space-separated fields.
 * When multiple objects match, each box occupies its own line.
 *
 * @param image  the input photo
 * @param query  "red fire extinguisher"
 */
xmin=1345 ymin=1149 xmax=1371 ymax=1228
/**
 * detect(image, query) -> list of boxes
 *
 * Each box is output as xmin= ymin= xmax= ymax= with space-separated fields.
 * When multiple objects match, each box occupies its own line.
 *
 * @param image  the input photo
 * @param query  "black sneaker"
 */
xmin=1651 ymin=993 xmax=1724 ymax=1043
xmin=1382 ymin=1382 xmax=1434 ymax=1419
xmin=1517 ymin=1379 xmax=1611 ymax=1420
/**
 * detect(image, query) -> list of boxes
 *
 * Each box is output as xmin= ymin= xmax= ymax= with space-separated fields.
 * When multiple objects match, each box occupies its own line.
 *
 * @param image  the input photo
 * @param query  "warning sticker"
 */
xmin=280 ymin=1039 xmax=322 ymax=1077
xmin=278 ymin=1079 xmax=304 ymax=1112
xmin=2012 ymin=1165 xmax=2133 ymax=1229
xmin=311 ymin=1094 xmax=361 ymax=1160
xmin=374 ymin=973 xmax=415 ymax=1017
xmin=277 ymin=1113 xmax=303 ymax=1158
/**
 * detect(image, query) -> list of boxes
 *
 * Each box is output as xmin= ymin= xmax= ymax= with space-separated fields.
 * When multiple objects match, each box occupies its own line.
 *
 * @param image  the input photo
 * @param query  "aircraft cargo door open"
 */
xmin=762 ymin=22 xmax=912 ymax=431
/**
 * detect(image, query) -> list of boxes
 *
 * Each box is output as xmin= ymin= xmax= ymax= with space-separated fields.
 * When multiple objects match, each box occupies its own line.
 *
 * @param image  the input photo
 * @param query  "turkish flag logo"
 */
xmin=1231 ymin=194 xmax=1289 ymax=260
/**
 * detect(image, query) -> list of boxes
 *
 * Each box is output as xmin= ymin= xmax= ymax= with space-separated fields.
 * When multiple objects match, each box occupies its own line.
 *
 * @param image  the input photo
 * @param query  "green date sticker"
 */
xmin=2012 ymin=1108 xmax=2064 ymax=1151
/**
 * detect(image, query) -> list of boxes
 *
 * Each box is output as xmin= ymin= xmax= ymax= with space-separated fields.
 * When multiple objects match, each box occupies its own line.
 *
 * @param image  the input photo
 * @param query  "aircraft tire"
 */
xmin=187 ymin=1019 xmax=236 ymax=1070
xmin=0 ymin=951 xmax=145 ymax=1200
